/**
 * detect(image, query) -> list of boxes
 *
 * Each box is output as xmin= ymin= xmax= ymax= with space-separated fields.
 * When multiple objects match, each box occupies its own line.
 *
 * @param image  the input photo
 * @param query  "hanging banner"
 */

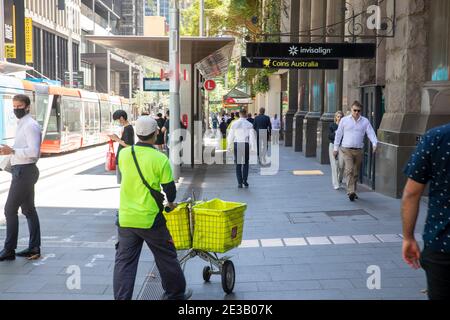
xmin=4 ymin=1 xmax=16 ymax=59
xmin=24 ymin=18 xmax=33 ymax=63
xmin=241 ymin=57 xmax=339 ymax=70
xmin=246 ymin=42 xmax=376 ymax=59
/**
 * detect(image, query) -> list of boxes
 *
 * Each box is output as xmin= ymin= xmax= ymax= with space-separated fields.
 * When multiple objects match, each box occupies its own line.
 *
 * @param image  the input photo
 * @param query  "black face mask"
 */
xmin=14 ymin=108 xmax=27 ymax=119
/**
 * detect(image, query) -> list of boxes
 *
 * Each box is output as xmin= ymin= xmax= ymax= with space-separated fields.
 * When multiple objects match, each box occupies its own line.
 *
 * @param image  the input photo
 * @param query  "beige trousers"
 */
xmin=329 ymin=143 xmax=344 ymax=189
xmin=340 ymin=147 xmax=363 ymax=194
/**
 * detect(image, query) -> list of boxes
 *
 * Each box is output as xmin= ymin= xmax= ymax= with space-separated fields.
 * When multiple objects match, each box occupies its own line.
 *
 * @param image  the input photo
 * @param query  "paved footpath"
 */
xmin=0 ymin=143 xmax=428 ymax=300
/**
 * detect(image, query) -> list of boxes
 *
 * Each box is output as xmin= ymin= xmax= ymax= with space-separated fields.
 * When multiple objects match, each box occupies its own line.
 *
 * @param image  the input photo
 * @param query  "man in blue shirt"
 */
xmin=402 ymin=123 xmax=450 ymax=300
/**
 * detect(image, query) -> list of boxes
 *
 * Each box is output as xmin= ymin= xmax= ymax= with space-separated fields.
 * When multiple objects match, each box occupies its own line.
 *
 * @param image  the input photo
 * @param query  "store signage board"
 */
xmin=241 ymin=57 xmax=339 ymax=69
xmin=246 ymin=42 xmax=376 ymax=59
xmin=143 ymin=78 xmax=169 ymax=92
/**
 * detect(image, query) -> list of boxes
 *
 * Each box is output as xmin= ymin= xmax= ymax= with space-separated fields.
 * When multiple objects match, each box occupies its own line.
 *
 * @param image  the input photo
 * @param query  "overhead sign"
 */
xmin=241 ymin=57 xmax=339 ymax=69
xmin=25 ymin=18 xmax=33 ymax=63
xmin=246 ymin=42 xmax=376 ymax=59
xmin=225 ymin=97 xmax=252 ymax=104
xmin=143 ymin=78 xmax=169 ymax=92
xmin=204 ymin=79 xmax=216 ymax=91
xmin=4 ymin=1 xmax=16 ymax=59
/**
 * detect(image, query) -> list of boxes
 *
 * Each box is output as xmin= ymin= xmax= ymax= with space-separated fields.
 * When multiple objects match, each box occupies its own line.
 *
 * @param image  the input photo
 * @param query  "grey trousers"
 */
xmin=113 ymin=223 xmax=186 ymax=300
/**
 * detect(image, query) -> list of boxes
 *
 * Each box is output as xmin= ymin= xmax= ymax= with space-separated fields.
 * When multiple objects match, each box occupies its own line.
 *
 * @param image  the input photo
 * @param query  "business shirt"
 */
xmin=11 ymin=114 xmax=42 ymax=166
xmin=227 ymin=118 xmax=256 ymax=151
xmin=334 ymin=115 xmax=377 ymax=151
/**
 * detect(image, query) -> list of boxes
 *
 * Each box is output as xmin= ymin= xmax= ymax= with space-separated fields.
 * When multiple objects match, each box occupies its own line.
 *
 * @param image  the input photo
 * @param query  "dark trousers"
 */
xmin=420 ymin=246 xmax=450 ymax=300
xmin=4 ymin=164 xmax=41 ymax=251
xmin=113 ymin=224 xmax=186 ymax=300
xmin=234 ymin=142 xmax=249 ymax=184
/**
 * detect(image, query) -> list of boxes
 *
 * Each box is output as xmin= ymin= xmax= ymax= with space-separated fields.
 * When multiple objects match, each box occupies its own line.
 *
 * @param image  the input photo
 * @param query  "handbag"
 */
xmin=131 ymin=145 xmax=165 ymax=214
xmin=0 ymin=155 xmax=12 ymax=173
xmin=105 ymin=140 xmax=116 ymax=171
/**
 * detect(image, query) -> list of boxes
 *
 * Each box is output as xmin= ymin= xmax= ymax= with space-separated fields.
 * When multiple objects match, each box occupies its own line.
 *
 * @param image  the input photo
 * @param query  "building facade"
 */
xmin=24 ymin=0 xmax=82 ymax=83
xmin=272 ymin=0 xmax=450 ymax=198
xmin=79 ymin=0 xmax=144 ymax=97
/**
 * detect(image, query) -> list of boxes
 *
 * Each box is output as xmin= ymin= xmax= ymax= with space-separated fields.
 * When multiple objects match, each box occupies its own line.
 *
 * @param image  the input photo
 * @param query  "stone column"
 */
xmin=375 ymin=1 xmax=450 ymax=198
xmin=303 ymin=0 xmax=326 ymax=157
xmin=293 ymin=0 xmax=311 ymax=152
xmin=316 ymin=0 xmax=344 ymax=164
xmin=285 ymin=0 xmax=300 ymax=147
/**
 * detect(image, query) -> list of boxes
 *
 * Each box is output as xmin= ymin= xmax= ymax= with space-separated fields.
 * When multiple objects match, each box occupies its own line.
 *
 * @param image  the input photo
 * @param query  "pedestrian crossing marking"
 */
xmin=306 ymin=236 xmax=332 ymax=245
xmin=260 ymin=238 xmax=284 ymax=247
xmin=283 ymin=238 xmax=308 ymax=246
xmin=293 ymin=170 xmax=324 ymax=176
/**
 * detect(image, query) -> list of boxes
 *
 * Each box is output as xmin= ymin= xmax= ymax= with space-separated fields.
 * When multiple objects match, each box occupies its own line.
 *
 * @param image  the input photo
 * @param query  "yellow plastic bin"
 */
xmin=192 ymin=199 xmax=246 ymax=253
xmin=163 ymin=203 xmax=192 ymax=250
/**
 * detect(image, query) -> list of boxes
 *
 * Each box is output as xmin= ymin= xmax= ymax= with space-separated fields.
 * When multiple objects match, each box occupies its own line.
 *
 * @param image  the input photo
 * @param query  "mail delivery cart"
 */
xmin=163 ymin=197 xmax=246 ymax=294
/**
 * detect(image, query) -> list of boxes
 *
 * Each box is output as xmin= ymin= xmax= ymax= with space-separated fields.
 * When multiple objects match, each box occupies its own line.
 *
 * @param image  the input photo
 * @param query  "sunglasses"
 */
xmin=352 ymin=109 xmax=361 ymax=113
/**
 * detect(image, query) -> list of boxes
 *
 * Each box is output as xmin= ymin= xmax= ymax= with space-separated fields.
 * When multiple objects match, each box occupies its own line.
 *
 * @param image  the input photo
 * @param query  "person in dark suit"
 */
xmin=253 ymin=108 xmax=272 ymax=164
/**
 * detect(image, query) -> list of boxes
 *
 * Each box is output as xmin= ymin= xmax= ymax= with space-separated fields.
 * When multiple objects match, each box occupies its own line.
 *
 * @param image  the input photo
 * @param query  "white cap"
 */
xmin=135 ymin=116 xmax=158 ymax=136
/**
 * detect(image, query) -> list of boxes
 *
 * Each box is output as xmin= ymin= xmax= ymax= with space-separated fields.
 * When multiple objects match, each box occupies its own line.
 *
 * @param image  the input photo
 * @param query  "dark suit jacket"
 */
xmin=253 ymin=114 xmax=272 ymax=137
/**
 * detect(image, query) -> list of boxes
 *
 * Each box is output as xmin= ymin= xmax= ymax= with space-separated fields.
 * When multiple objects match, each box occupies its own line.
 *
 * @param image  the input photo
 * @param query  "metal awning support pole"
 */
xmin=169 ymin=0 xmax=181 ymax=181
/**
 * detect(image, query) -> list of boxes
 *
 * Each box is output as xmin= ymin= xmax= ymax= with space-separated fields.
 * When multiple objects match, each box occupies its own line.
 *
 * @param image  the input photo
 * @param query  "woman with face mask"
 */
xmin=0 ymin=94 xmax=42 ymax=261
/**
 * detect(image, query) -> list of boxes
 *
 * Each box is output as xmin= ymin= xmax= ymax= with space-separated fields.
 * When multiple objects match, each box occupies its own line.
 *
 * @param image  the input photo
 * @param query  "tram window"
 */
xmin=93 ymin=102 xmax=100 ymax=131
xmin=34 ymin=94 xmax=49 ymax=128
xmin=62 ymin=97 xmax=82 ymax=133
xmin=100 ymin=102 xmax=111 ymax=131
xmin=46 ymin=97 xmax=59 ymax=133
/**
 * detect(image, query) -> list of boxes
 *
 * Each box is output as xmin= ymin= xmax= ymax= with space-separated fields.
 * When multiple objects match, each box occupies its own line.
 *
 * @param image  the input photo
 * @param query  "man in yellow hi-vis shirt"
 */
xmin=113 ymin=116 xmax=192 ymax=300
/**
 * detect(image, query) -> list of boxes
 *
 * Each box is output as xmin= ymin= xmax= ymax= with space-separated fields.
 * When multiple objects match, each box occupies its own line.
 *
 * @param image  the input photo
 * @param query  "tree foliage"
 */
xmin=181 ymin=0 xmax=281 ymax=94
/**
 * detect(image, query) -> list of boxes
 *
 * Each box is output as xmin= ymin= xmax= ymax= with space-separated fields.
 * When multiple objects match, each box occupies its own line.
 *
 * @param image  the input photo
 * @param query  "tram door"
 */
xmin=360 ymin=85 xmax=384 ymax=189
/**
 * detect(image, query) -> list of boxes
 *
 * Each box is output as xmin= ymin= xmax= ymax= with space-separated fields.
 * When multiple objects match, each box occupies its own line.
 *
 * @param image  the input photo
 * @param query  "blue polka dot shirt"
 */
xmin=404 ymin=123 xmax=450 ymax=253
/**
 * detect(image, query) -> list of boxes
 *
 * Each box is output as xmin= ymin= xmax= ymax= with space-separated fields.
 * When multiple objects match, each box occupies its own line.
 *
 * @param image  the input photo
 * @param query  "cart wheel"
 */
xmin=203 ymin=266 xmax=211 ymax=282
xmin=221 ymin=260 xmax=235 ymax=294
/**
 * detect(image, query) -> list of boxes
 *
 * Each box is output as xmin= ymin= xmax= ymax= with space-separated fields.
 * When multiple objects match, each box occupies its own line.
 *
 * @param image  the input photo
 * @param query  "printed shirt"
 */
xmin=119 ymin=144 xmax=174 ymax=229
xmin=334 ymin=115 xmax=378 ymax=151
xmin=227 ymin=118 xmax=257 ymax=151
xmin=11 ymin=114 xmax=42 ymax=166
xmin=404 ymin=123 xmax=450 ymax=253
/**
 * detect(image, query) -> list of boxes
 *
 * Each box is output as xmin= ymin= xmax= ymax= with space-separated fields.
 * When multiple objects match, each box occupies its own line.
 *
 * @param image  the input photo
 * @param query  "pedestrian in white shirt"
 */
xmin=271 ymin=114 xmax=281 ymax=145
xmin=0 ymin=94 xmax=42 ymax=261
xmin=333 ymin=101 xmax=378 ymax=202
xmin=227 ymin=109 xmax=256 ymax=188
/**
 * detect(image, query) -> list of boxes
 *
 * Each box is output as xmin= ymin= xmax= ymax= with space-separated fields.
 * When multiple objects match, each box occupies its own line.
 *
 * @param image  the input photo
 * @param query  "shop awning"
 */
xmin=84 ymin=35 xmax=235 ymax=78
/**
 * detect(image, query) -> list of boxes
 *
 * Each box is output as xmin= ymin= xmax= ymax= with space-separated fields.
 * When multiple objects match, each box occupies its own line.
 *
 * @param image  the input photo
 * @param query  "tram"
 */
xmin=0 ymin=74 xmax=133 ymax=155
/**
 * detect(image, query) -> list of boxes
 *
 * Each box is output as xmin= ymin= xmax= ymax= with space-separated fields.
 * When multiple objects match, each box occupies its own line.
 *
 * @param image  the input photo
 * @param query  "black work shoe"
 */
xmin=349 ymin=193 xmax=356 ymax=202
xmin=161 ymin=288 xmax=193 ymax=300
xmin=16 ymin=247 xmax=41 ymax=260
xmin=0 ymin=249 xmax=15 ymax=261
xmin=183 ymin=288 xmax=193 ymax=300
xmin=238 ymin=184 xmax=243 ymax=188
xmin=243 ymin=182 xmax=249 ymax=188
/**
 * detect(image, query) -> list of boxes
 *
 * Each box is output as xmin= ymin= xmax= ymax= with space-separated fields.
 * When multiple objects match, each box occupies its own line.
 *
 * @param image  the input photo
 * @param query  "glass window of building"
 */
xmin=430 ymin=0 xmax=450 ymax=81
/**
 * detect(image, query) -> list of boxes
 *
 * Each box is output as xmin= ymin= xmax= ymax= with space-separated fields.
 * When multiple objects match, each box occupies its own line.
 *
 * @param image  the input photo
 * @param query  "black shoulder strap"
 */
xmin=131 ymin=146 xmax=165 ymax=213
